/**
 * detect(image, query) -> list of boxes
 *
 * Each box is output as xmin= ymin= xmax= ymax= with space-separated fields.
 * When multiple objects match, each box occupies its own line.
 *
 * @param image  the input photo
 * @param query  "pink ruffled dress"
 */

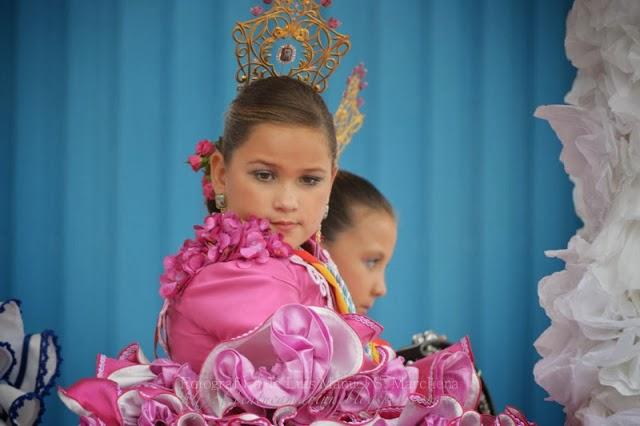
xmin=58 ymin=213 xmax=534 ymax=425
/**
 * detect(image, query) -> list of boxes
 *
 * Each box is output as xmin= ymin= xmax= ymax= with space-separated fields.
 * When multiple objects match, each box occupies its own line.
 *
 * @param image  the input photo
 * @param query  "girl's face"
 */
xmin=211 ymin=123 xmax=336 ymax=249
xmin=325 ymin=206 xmax=397 ymax=315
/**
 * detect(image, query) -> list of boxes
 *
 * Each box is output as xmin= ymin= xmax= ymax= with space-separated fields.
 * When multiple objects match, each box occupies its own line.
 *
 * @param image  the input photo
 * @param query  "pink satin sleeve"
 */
xmin=166 ymin=257 xmax=325 ymax=372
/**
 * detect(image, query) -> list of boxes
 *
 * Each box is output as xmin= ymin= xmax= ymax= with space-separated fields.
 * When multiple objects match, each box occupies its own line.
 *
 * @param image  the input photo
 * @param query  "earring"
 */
xmin=215 ymin=193 xmax=227 ymax=212
xmin=314 ymin=229 xmax=323 ymax=258
xmin=322 ymin=204 xmax=329 ymax=220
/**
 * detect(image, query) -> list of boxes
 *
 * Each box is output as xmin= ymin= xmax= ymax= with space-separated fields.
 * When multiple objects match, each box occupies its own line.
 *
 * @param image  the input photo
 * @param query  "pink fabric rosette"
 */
xmin=293 ymin=345 xmax=417 ymax=423
xmin=199 ymin=304 xmax=364 ymax=417
xmin=59 ymin=343 xmax=204 ymax=425
xmin=412 ymin=337 xmax=481 ymax=411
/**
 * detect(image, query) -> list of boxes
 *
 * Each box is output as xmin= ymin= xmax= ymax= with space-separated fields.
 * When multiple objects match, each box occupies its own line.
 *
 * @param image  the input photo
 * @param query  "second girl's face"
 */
xmin=326 ymin=206 xmax=397 ymax=315
xmin=211 ymin=123 xmax=335 ymax=248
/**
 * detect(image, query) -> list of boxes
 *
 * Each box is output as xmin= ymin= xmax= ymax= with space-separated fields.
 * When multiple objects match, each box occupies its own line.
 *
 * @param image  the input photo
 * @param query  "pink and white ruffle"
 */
xmin=59 ymin=304 xmax=531 ymax=425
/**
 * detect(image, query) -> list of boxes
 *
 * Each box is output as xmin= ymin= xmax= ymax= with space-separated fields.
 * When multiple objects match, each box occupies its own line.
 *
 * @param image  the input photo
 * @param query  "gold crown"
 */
xmin=232 ymin=0 xmax=351 ymax=93
xmin=334 ymin=64 xmax=366 ymax=155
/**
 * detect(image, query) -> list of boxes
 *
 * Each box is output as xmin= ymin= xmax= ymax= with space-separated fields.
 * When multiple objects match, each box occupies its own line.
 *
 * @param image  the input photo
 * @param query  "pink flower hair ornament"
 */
xmin=187 ymin=138 xmax=219 ymax=201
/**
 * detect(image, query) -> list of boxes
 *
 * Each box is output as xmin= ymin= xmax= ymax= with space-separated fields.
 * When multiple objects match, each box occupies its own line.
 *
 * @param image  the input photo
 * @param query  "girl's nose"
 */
xmin=372 ymin=277 xmax=387 ymax=297
xmin=274 ymin=184 xmax=298 ymax=211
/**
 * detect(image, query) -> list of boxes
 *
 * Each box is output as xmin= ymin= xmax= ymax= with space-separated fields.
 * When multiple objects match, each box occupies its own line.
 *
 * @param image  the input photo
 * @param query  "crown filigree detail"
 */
xmin=233 ymin=0 xmax=351 ymax=93
xmin=335 ymin=64 xmax=367 ymax=155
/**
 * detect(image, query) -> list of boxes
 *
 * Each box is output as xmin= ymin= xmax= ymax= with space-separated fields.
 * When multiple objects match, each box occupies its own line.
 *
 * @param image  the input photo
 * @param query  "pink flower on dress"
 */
xmin=250 ymin=5 xmax=264 ymax=16
xmin=139 ymin=398 xmax=178 ymax=425
xmin=240 ymin=230 xmax=270 ymax=263
xmin=320 ymin=0 xmax=332 ymax=7
xmin=188 ymin=155 xmax=203 ymax=171
xmin=159 ymin=213 xmax=292 ymax=299
xmin=263 ymin=0 xmax=273 ymax=4
xmin=195 ymin=139 xmax=215 ymax=156
xmin=327 ymin=17 xmax=341 ymax=29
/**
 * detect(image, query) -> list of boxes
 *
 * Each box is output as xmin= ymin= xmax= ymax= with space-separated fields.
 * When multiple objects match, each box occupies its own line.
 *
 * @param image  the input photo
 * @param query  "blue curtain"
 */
xmin=1 ymin=0 xmax=577 ymax=423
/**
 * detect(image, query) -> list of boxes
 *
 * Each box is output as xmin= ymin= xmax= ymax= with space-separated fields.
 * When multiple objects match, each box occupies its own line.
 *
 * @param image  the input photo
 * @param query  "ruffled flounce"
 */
xmin=59 ymin=304 xmax=532 ymax=425
xmin=0 ymin=299 xmax=62 ymax=425
xmin=534 ymin=0 xmax=640 ymax=423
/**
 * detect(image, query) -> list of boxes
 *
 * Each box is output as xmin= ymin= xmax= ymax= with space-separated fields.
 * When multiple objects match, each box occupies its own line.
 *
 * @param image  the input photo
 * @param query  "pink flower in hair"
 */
xmin=188 ymin=155 xmax=202 ymax=171
xmin=320 ymin=0 xmax=332 ymax=7
xmin=327 ymin=17 xmax=341 ymax=29
xmin=250 ymin=5 xmax=264 ymax=16
xmin=195 ymin=139 xmax=215 ymax=156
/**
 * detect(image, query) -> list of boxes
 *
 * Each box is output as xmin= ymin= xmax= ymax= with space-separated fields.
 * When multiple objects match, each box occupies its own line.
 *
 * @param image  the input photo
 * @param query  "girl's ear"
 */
xmin=209 ymin=151 xmax=227 ymax=194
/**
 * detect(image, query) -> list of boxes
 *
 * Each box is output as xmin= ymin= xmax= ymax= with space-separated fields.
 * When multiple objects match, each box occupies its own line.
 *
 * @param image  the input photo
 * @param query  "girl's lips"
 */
xmin=358 ymin=305 xmax=371 ymax=314
xmin=271 ymin=221 xmax=298 ymax=233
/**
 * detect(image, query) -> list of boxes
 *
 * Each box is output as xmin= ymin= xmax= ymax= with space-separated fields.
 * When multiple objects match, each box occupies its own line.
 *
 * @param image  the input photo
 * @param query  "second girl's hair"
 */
xmin=322 ymin=170 xmax=395 ymax=242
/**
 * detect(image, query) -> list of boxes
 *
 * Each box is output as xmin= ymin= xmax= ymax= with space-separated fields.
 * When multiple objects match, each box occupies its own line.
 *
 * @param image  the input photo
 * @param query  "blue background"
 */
xmin=1 ymin=0 xmax=578 ymax=424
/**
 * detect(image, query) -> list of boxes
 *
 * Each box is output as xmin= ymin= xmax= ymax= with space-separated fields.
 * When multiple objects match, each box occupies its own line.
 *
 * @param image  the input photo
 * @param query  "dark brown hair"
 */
xmin=223 ymin=76 xmax=336 ymax=158
xmin=207 ymin=76 xmax=337 ymax=213
xmin=322 ymin=170 xmax=395 ymax=242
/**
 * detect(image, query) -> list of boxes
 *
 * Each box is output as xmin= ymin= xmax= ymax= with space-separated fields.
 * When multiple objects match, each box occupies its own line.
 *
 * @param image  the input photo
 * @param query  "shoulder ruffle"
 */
xmin=160 ymin=213 xmax=292 ymax=299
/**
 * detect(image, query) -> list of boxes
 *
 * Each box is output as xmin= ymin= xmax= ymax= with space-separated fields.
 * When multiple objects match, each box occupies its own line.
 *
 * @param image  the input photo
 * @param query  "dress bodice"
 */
xmin=166 ymin=255 xmax=327 ymax=372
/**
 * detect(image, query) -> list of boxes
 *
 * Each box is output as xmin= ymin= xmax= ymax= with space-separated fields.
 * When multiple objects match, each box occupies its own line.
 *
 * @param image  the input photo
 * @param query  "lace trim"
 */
xmin=0 ymin=341 xmax=17 ymax=382
xmin=9 ymin=331 xmax=62 ymax=425
xmin=36 ymin=330 xmax=62 ymax=398
xmin=342 ymin=313 xmax=379 ymax=330
xmin=0 ymin=299 xmax=21 ymax=315
xmin=118 ymin=343 xmax=138 ymax=361
xmin=14 ymin=334 xmax=31 ymax=389
xmin=289 ymin=255 xmax=334 ymax=309
xmin=7 ymin=390 xmax=39 ymax=426
xmin=34 ymin=330 xmax=61 ymax=425
xmin=0 ymin=301 xmax=62 ymax=425
xmin=97 ymin=354 xmax=107 ymax=378
xmin=322 ymin=253 xmax=356 ymax=314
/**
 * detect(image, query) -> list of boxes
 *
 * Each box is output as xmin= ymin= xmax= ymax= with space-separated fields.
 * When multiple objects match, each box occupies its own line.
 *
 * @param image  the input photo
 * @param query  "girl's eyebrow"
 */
xmin=247 ymin=160 xmax=328 ymax=175
xmin=247 ymin=159 xmax=278 ymax=167
xmin=301 ymin=167 xmax=328 ymax=175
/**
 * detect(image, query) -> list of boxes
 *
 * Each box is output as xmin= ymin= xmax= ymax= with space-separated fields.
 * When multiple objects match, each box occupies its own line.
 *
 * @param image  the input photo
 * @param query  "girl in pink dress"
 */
xmin=58 ymin=75 xmax=534 ymax=426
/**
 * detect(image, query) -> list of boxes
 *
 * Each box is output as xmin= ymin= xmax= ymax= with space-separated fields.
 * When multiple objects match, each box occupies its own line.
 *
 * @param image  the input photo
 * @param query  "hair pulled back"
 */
xmin=220 ymin=76 xmax=337 ymax=161
xmin=322 ymin=170 xmax=395 ymax=243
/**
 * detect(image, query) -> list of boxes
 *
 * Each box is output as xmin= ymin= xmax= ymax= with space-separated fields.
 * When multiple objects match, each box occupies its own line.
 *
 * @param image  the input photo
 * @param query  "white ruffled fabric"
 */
xmin=534 ymin=0 xmax=640 ymax=424
xmin=0 ymin=300 xmax=61 ymax=425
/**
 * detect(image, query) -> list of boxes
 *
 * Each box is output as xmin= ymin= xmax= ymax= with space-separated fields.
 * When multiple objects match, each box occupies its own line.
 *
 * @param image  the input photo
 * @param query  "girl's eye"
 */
xmin=253 ymin=170 xmax=275 ymax=182
xmin=300 ymin=175 xmax=322 ymax=186
xmin=364 ymin=258 xmax=380 ymax=269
